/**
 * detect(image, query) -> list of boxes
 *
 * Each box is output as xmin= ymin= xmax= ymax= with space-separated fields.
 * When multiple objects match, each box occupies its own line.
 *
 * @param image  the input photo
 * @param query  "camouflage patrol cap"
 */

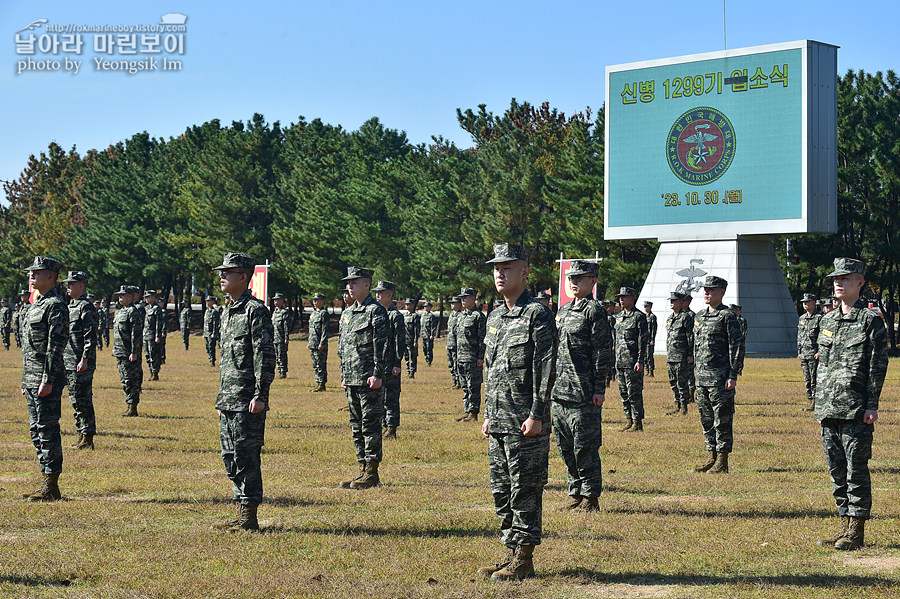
xmin=112 ymin=285 xmax=133 ymax=296
xmin=615 ymin=286 xmax=638 ymax=298
xmin=19 ymin=289 xmax=29 ymax=296
xmin=535 ymin=290 xmax=551 ymax=299
xmin=703 ymin=275 xmax=728 ymax=288
xmin=423 ymin=302 xmax=433 ymax=308
xmin=62 ymin=270 xmax=88 ymax=283
xmin=272 ymin=292 xmax=285 ymax=299
xmin=643 ymin=301 xmax=653 ymax=307
xmin=1 ymin=298 xmax=7 ymax=303
xmin=566 ymin=260 xmax=599 ymax=277
xmin=205 ymin=296 xmax=216 ymax=302
xmin=86 ymin=293 xmax=95 ymax=300
xmin=601 ymin=300 xmax=615 ymax=307
xmin=827 ymin=257 xmax=865 ymax=277
xmin=341 ymin=266 xmax=374 ymax=281
xmin=668 ymin=291 xmax=685 ymax=301
xmin=459 ymin=287 xmax=477 ymax=297
xmin=801 ymin=293 xmax=817 ymax=302
xmin=449 ymin=296 xmax=461 ymax=303
xmin=486 ymin=243 xmax=528 ymax=264
xmin=405 ymin=298 xmax=418 ymax=305
xmin=143 ymin=289 xmax=158 ymax=297
xmin=312 ymin=292 xmax=326 ymax=300
xmin=24 ymin=256 xmax=62 ymax=273
xmin=212 ymin=252 xmax=256 ymax=272
xmin=371 ymin=281 xmax=395 ymax=292
xmin=730 ymin=303 xmax=742 ymax=310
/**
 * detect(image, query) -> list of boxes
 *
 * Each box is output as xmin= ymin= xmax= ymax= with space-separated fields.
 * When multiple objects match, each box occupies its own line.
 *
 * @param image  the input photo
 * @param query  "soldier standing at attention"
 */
xmin=731 ymin=304 xmax=748 ymax=376
xmin=446 ymin=296 xmax=463 ymax=389
xmin=420 ymin=301 xmax=439 ymax=366
xmin=20 ymin=257 xmax=68 ymax=501
xmin=179 ymin=299 xmax=192 ymax=350
xmin=62 ymin=271 xmax=98 ymax=450
xmin=271 ymin=292 xmax=291 ymax=379
xmin=455 ymin=287 xmax=486 ymax=422
xmin=337 ymin=266 xmax=388 ymax=490
xmin=798 ymin=293 xmax=822 ymax=412
xmin=113 ymin=285 xmax=143 ymax=417
xmin=374 ymin=281 xmax=405 ymax=439
xmin=814 ymin=258 xmax=888 ymax=551
xmin=665 ymin=292 xmax=694 ymax=416
xmin=143 ymin=290 xmax=165 ymax=381
xmin=477 ymin=243 xmax=555 ymax=581
xmin=210 ymin=253 xmax=275 ymax=533
xmin=683 ymin=294 xmax=697 ymax=403
xmin=1 ymin=297 xmax=12 ymax=350
xmin=203 ymin=296 xmax=220 ymax=367
xmin=602 ymin=301 xmax=617 ymax=387
xmin=614 ymin=287 xmax=649 ymax=432
xmin=534 ymin=290 xmax=552 ymax=309
xmin=95 ymin=299 xmax=108 ymax=351
xmin=820 ymin=298 xmax=832 ymax=315
xmin=644 ymin=301 xmax=657 ymax=377
xmin=403 ymin=298 xmax=420 ymax=378
xmin=550 ymin=260 xmax=609 ymax=513
xmin=13 ymin=290 xmax=28 ymax=349
xmin=691 ymin=276 xmax=742 ymax=474
xmin=307 ymin=293 xmax=329 ymax=392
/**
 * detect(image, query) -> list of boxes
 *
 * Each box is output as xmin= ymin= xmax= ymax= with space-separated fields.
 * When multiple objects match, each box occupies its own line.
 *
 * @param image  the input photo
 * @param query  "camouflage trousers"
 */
xmin=616 ymin=367 xmax=644 ymax=420
xmin=65 ymin=369 xmax=96 ymax=435
xmin=404 ymin=343 xmax=418 ymax=374
xmin=447 ymin=347 xmax=459 ymax=385
xmin=116 ymin=356 xmax=143 ymax=404
xmin=274 ymin=342 xmax=288 ymax=374
xmin=25 ymin=384 xmax=64 ymax=474
xmin=382 ymin=371 xmax=402 ymax=427
xmin=161 ymin=337 xmax=167 ymax=364
xmin=102 ymin=328 xmax=110 ymax=347
xmin=421 ymin=338 xmax=434 ymax=365
xmin=144 ymin=340 xmax=163 ymax=374
xmin=822 ymin=418 xmax=873 ymax=519
xmin=551 ymin=402 xmax=603 ymax=498
xmin=489 ymin=432 xmax=550 ymax=547
xmin=667 ymin=361 xmax=692 ymax=406
xmin=181 ymin=327 xmax=190 ymax=350
xmin=646 ymin=353 xmax=655 ymax=375
xmin=801 ymin=358 xmax=818 ymax=402
xmin=205 ymin=338 xmax=217 ymax=365
xmin=458 ymin=360 xmax=483 ymax=415
xmin=220 ymin=410 xmax=266 ymax=506
xmin=97 ymin=328 xmax=104 ymax=350
xmin=736 ymin=344 xmax=745 ymax=376
xmin=310 ymin=348 xmax=327 ymax=383
xmin=1 ymin=326 xmax=10 ymax=349
xmin=346 ymin=385 xmax=384 ymax=463
xmin=697 ymin=382 xmax=734 ymax=453
xmin=14 ymin=328 xmax=23 ymax=348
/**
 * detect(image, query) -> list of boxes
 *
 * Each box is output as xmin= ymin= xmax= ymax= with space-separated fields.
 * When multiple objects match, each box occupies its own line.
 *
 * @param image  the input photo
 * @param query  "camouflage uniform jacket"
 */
xmin=421 ymin=312 xmax=439 ymax=339
xmin=646 ymin=312 xmax=658 ymax=344
xmin=551 ymin=297 xmax=611 ymax=406
xmin=143 ymin=303 xmax=164 ymax=341
xmin=337 ymin=294 xmax=388 ymax=385
xmin=456 ymin=307 xmax=486 ymax=362
xmin=693 ymin=303 xmax=742 ymax=384
xmin=385 ymin=305 xmax=406 ymax=371
xmin=272 ymin=306 xmax=291 ymax=344
xmin=21 ymin=288 xmax=68 ymax=388
xmin=485 ymin=292 xmax=556 ymax=434
xmin=798 ymin=311 xmax=822 ymax=359
xmin=97 ymin=305 xmax=109 ymax=329
xmin=216 ymin=289 xmax=275 ymax=411
xmin=0 ymin=306 xmax=11 ymax=328
xmin=179 ymin=306 xmax=191 ymax=330
xmin=814 ymin=299 xmax=888 ymax=420
xmin=607 ymin=311 xmax=616 ymax=346
xmin=203 ymin=306 xmax=220 ymax=339
xmin=666 ymin=309 xmax=694 ymax=363
xmin=736 ymin=315 xmax=748 ymax=344
xmin=614 ymin=308 xmax=649 ymax=368
xmin=112 ymin=304 xmax=142 ymax=358
xmin=64 ymin=294 xmax=98 ymax=371
xmin=132 ymin=302 xmax=146 ymax=337
xmin=307 ymin=307 xmax=329 ymax=349
xmin=403 ymin=311 xmax=421 ymax=343
xmin=446 ymin=311 xmax=461 ymax=351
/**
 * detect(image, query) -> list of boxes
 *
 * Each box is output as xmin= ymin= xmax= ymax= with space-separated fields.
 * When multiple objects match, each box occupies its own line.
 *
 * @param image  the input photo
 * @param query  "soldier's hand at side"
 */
xmin=341 ymin=380 xmax=347 ymax=389
xmin=155 ymin=337 xmax=160 ymax=343
xmin=367 ymin=376 xmax=382 ymax=390
xmin=476 ymin=359 xmax=484 ymax=367
xmin=797 ymin=354 xmax=802 ymax=360
xmin=814 ymin=353 xmax=819 ymax=360
xmin=481 ymin=418 xmax=490 ymax=438
xmin=248 ymin=399 xmax=265 ymax=414
xmin=128 ymin=353 xmax=137 ymax=362
xmin=592 ymin=393 xmax=605 ymax=407
xmin=37 ymin=382 xmax=52 ymax=397
xmin=392 ymin=367 xmax=401 ymax=376
xmin=318 ymin=345 xmax=324 ymax=351
xmin=725 ymin=378 xmax=736 ymax=390
xmin=687 ymin=356 xmax=693 ymax=364
xmin=21 ymin=388 xmax=25 ymax=395
xmin=864 ymin=409 xmax=878 ymax=425
xmin=634 ymin=362 xmax=643 ymax=373
xmin=522 ymin=418 xmax=542 ymax=437
xmin=76 ymin=358 xmax=88 ymax=373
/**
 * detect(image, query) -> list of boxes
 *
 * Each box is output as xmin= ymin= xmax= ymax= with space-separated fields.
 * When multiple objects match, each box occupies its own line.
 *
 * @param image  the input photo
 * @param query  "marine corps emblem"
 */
xmin=666 ymin=107 xmax=736 ymax=186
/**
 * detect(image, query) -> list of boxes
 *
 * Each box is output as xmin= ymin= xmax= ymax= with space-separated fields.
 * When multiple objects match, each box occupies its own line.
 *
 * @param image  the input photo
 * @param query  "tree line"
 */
xmin=1 ymin=70 xmax=898 ymax=344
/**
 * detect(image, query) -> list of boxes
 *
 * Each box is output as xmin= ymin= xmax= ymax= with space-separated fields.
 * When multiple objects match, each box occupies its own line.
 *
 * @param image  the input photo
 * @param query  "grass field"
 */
xmin=1 ymin=334 xmax=899 ymax=599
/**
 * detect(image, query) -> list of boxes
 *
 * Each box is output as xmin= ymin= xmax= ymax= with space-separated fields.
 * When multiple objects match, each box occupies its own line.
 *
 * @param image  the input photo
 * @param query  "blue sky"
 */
xmin=2 ymin=0 xmax=898 ymax=198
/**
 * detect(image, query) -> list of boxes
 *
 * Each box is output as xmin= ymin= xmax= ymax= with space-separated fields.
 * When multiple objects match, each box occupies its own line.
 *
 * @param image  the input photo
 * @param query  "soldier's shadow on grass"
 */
xmin=0 ymin=573 xmax=73 ymax=587
xmin=140 ymin=495 xmax=337 ymax=507
xmin=97 ymin=431 xmax=181 ymax=442
xmin=140 ymin=414 xmax=204 ymax=420
xmin=269 ymin=523 xmax=516 ymax=539
xmin=557 ymin=569 xmax=897 ymax=588
xmin=603 ymin=504 xmax=835 ymax=519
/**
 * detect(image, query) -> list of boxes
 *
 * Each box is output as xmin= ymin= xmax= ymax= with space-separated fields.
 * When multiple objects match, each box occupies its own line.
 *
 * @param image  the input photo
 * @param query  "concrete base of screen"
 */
xmin=637 ymin=235 xmax=797 ymax=357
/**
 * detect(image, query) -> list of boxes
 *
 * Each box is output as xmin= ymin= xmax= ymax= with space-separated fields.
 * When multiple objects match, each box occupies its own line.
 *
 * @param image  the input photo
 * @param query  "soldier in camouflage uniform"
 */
xmin=534 ymin=290 xmax=552 ymax=309
xmin=112 ymin=285 xmax=143 ymax=417
xmin=798 ymin=292 xmax=822 ymax=412
xmin=455 ymin=287 xmax=486 ymax=422
xmin=731 ymin=304 xmax=748 ymax=375
xmin=665 ymin=292 xmax=694 ymax=416
xmin=691 ymin=276 xmax=742 ymax=474
xmin=271 ymin=292 xmax=291 ymax=379
xmin=19 ymin=257 xmax=68 ymax=501
xmin=143 ymin=290 xmax=165 ymax=381
xmin=614 ymin=287 xmax=649 ymax=432
xmin=14 ymin=290 xmax=32 ymax=349
xmin=1 ymin=297 xmax=12 ymax=350
xmin=337 ymin=266 xmax=389 ymax=490
xmin=446 ymin=296 xmax=462 ymax=389
xmin=602 ymin=301 xmax=617 ymax=387
xmin=308 ymin=293 xmax=329 ymax=392
xmin=683 ymin=294 xmax=697 ymax=402
xmin=477 ymin=243 xmax=556 ymax=581
xmin=374 ymin=281 xmax=405 ymax=439
xmin=420 ymin=302 xmax=439 ymax=366
xmin=814 ymin=258 xmax=888 ymax=551
xmin=203 ymin=296 xmax=220 ymax=366
xmin=403 ymin=298 xmax=420 ymax=378
xmin=179 ymin=300 xmax=192 ymax=350
xmin=644 ymin=301 xmax=657 ymax=377
xmin=551 ymin=260 xmax=610 ymax=513
xmin=62 ymin=271 xmax=98 ymax=450
xmin=210 ymin=253 xmax=275 ymax=533
xmin=95 ymin=299 xmax=108 ymax=351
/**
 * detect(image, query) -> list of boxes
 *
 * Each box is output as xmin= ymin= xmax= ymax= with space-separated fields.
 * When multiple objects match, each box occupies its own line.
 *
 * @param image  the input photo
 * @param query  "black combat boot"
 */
xmin=817 ymin=515 xmax=850 ymax=547
xmin=491 ymin=545 xmax=535 ymax=581
xmin=693 ymin=450 xmax=717 ymax=472
xmin=835 ymin=517 xmax=865 ymax=550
